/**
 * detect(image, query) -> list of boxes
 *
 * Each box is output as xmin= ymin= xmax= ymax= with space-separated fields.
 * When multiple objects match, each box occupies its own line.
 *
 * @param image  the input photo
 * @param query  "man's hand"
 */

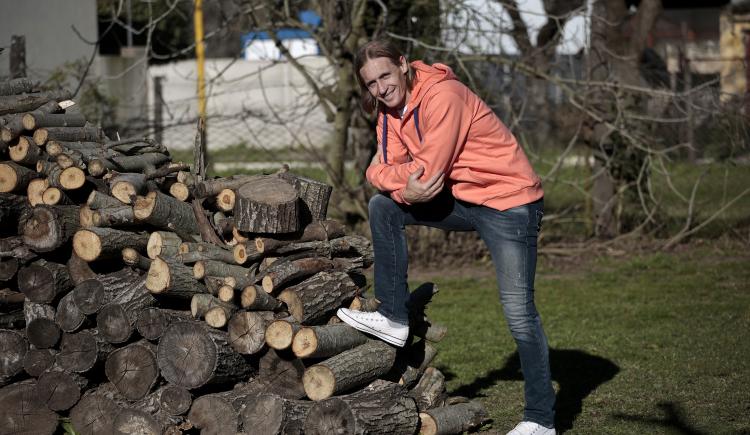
xmin=402 ymin=166 xmax=444 ymax=203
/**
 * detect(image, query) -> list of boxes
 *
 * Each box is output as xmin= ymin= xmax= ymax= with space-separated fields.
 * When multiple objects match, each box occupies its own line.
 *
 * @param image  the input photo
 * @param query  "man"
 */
xmin=336 ymin=39 xmax=556 ymax=435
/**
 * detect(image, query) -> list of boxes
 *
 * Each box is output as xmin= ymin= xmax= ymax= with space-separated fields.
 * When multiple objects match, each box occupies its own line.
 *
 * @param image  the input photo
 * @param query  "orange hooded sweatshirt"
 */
xmin=366 ymin=61 xmax=543 ymax=211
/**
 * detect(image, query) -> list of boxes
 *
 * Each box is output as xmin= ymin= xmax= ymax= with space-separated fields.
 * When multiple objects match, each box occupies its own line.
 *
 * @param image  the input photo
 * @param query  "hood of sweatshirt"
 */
xmin=407 ymin=61 xmax=457 ymax=111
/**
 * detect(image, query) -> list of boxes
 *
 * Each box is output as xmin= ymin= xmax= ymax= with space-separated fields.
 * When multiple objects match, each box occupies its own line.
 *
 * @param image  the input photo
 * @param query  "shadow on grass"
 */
xmin=444 ymin=348 xmax=620 ymax=433
xmin=612 ymin=402 xmax=708 ymax=435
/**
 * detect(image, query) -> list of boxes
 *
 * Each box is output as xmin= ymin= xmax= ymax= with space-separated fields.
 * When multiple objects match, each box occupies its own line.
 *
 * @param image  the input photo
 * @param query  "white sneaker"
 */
xmin=336 ymin=308 xmax=409 ymax=347
xmin=506 ymin=421 xmax=556 ymax=435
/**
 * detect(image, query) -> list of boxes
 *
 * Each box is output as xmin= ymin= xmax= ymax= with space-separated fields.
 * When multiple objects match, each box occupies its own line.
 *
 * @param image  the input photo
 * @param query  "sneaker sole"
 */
xmin=337 ymin=310 xmax=407 ymax=347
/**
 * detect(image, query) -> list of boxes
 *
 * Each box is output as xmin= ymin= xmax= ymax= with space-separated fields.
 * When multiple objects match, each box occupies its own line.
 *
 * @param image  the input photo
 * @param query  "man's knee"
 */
xmin=368 ymin=193 xmax=400 ymax=219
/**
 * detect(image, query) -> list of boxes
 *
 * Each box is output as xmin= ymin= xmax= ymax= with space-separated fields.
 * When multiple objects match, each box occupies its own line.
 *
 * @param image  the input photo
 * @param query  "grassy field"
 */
xmin=405 ymin=239 xmax=750 ymax=434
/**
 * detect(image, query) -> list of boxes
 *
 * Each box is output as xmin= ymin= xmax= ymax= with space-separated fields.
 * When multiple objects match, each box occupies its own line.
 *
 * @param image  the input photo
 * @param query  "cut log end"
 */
xmin=302 ymin=365 xmax=335 ymax=401
xmin=265 ymin=319 xmax=294 ymax=350
xmin=60 ymin=167 xmax=85 ymax=190
xmin=145 ymin=257 xmax=170 ymax=293
xmin=291 ymin=327 xmax=316 ymax=358
xmin=72 ymin=229 xmax=102 ymax=262
xmin=419 ymin=413 xmax=439 ymax=435
xmin=115 ymin=181 xmax=138 ymax=205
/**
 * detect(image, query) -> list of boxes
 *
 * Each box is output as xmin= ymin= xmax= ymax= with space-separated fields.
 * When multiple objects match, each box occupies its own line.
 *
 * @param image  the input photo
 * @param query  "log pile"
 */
xmin=0 ymin=78 xmax=488 ymax=434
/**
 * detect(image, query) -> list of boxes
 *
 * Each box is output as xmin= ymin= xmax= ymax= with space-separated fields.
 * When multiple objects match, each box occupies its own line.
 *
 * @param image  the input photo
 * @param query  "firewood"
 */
xmin=55 ymin=290 xmax=88 ymax=332
xmin=217 ymin=283 xmax=235 ymax=302
xmin=278 ymin=270 xmax=360 ymax=324
xmin=241 ymin=284 xmax=284 ymax=311
xmin=157 ymin=320 xmax=256 ymax=389
xmin=265 ymin=317 xmax=301 ymax=351
xmin=278 ymin=171 xmax=333 ymax=222
xmin=146 ymin=256 xmax=208 ymax=299
xmin=168 ymin=181 xmax=191 ymax=201
xmin=23 ymin=348 xmax=57 ymax=377
xmin=146 ymin=230 xmax=181 ymax=259
xmin=56 ymin=151 xmax=86 ymax=170
xmin=135 ymin=308 xmax=191 ymax=342
xmin=349 ymin=295 xmax=381 ymax=312
xmin=194 ymin=259 xmax=254 ymax=288
xmin=418 ymin=401 xmax=488 ymax=435
xmin=17 ymin=258 xmax=73 ymax=303
xmin=112 ymin=409 xmax=162 ymax=435
xmin=0 ymin=161 xmax=37 ymax=193
xmin=190 ymin=293 xmax=237 ymax=328
xmin=70 ymin=384 xmax=122 ymax=435
xmin=0 ymin=259 xmax=19 ymax=283
xmin=97 ymin=275 xmax=155 ymax=343
xmin=0 ymin=288 xmax=24 ymax=306
xmin=110 ymin=152 xmax=170 ymax=173
xmin=234 ymin=176 xmax=300 ymax=233
xmin=408 ymin=367 xmax=448 ymax=411
xmin=24 ymin=300 xmax=60 ymax=349
xmin=36 ymin=159 xmax=85 ymax=190
xmin=0 ymin=309 xmax=25 ymax=330
xmin=9 ymin=135 xmax=45 ymax=165
xmin=134 ymin=190 xmax=200 ymax=236
xmin=0 ymin=329 xmax=27 ymax=380
xmin=79 ymin=205 xmax=95 ymax=227
xmin=292 ymin=323 xmax=368 ymax=359
xmin=227 ymin=310 xmax=275 ymax=354
xmin=255 ymin=219 xmax=346 ymax=253
xmin=86 ymin=189 xmax=122 ymax=209
xmin=22 ymin=111 xmax=86 ymax=130
xmin=26 ymin=177 xmax=48 ymax=205
xmin=258 ymin=347 xmax=307 ymax=399
xmin=303 ymin=340 xmax=398 ymax=401
xmin=73 ymin=227 xmax=149 ymax=262
xmin=109 ymin=172 xmax=150 ymax=203
xmin=92 ymin=205 xmax=136 ymax=227
xmin=303 ymin=379 xmax=419 ymax=435
xmin=36 ymin=368 xmax=88 ymax=411
xmin=260 ymin=257 xmax=337 ymax=294
xmin=56 ymin=329 xmax=114 ymax=374
xmin=105 ymin=340 xmax=159 ymax=401
xmin=42 ymin=186 xmax=74 ymax=205
xmin=122 ymin=247 xmax=152 ymax=270
xmin=159 ymin=384 xmax=192 ymax=416
xmin=215 ymin=187 xmax=235 ymax=211
xmin=193 ymin=174 xmax=260 ymax=198
xmin=33 ymin=125 xmax=104 ymax=146
xmin=411 ymin=315 xmax=448 ymax=343
xmin=180 ymin=241 xmax=236 ymax=264
xmin=67 ymin=252 xmax=96 ymax=285
xmin=0 ymin=381 xmax=59 ymax=435
xmin=0 ymin=78 xmax=34 ymax=96
xmin=240 ymin=393 xmax=312 ymax=435
xmin=0 ymin=89 xmax=71 ymax=115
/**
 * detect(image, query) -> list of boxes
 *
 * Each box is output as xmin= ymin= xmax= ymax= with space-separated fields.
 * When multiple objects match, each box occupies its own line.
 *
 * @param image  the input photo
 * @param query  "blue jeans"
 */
xmin=369 ymin=192 xmax=555 ymax=427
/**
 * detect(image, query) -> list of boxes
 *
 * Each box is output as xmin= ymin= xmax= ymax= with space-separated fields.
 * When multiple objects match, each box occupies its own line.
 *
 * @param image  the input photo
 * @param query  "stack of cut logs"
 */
xmin=0 ymin=78 xmax=488 ymax=435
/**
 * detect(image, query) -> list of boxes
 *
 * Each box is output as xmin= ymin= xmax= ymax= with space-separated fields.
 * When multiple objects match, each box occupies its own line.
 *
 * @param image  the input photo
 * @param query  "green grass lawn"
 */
xmin=409 ymin=240 xmax=750 ymax=434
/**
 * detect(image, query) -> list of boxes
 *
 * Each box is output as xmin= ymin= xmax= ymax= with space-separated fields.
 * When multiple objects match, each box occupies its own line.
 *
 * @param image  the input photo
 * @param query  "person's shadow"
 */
xmin=445 ymin=348 xmax=619 ymax=433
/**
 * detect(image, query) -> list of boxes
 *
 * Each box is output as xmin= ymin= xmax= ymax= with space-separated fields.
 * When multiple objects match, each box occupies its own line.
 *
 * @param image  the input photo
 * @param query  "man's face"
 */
xmin=360 ymin=56 xmax=409 ymax=110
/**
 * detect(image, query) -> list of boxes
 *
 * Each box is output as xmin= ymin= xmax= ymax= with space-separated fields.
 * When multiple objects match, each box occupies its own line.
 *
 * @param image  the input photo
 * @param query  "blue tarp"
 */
xmin=242 ymin=9 xmax=321 ymax=45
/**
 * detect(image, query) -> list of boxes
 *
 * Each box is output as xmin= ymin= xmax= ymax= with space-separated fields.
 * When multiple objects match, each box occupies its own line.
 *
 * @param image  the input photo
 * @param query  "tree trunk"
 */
xmin=0 ymin=381 xmax=59 ymax=435
xmin=303 ymin=340 xmax=398 ymax=401
xmin=233 ymin=176 xmax=300 ymax=233
xmin=157 ymin=320 xmax=256 ymax=389
xmin=21 ymin=204 xmax=80 ymax=252
xmin=292 ymin=323 xmax=368 ymax=359
xmin=278 ymin=270 xmax=360 ymax=324
xmin=418 ymin=401 xmax=488 ymax=435
xmin=303 ymin=379 xmax=419 ymax=435
xmin=105 ymin=340 xmax=159 ymax=401
xmin=240 ymin=284 xmax=284 ymax=311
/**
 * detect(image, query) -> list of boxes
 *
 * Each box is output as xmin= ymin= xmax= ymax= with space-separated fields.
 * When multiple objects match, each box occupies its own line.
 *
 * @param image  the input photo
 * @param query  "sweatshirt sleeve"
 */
xmin=366 ymin=113 xmax=411 ymax=192
xmin=367 ymin=87 xmax=471 ymax=203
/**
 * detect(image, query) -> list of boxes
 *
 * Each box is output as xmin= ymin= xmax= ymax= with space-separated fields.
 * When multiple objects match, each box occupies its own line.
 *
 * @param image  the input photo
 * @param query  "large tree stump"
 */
xmin=292 ymin=324 xmax=368 ymax=359
xmin=73 ymin=227 xmax=149 ymax=262
xmin=96 ymin=275 xmax=155 ymax=343
xmin=21 ymin=204 xmax=80 ymax=252
xmin=17 ymin=258 xmax=73 ymax=303
xmin=135 ymin=307 xmax=191 ymax=341
xmin=36 ymin=368 xmax=88 ymax=411
xmin=303 ymin=340 xmax=398 ymax=401
xmin=0 ymin=381 xmax=59 ymax=435
xmin=0 ymin=329 xmax=27 ymax=382
xmin=277 ymin=172 xmax=332 ymax=222
xmin=157 ymin=320 xmax=256 ymax=389
xmin=105 ymin=340 xmax=159 ymax=401
xmin=418 ymin=401 xmax=489 ymax=435
xmin=227 ymin=310 xmax=275 ymax=355
xmin=278 ymin=270 xmax=360 ymax=324
xmin=146 ymin=256 xmax=208 ymax=299
xmin=303 ymin=379 xmax=419 ymax=435
xmin=134 ymin=190 xmax=200 ymax=236
xmin=233 ymin=176 xmax=300 ymax=233
xmin=24 ymin=300 xmax=60 ymax=349
xmin=240 ymin=393 xmax=312 ymax=435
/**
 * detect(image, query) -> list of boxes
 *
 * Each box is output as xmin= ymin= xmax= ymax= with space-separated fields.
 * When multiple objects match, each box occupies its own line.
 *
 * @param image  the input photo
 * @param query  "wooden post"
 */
xmin=153 ymin=75 xmax=164 ymax=145
xmin=10 ymin=35 xmax=26 ymax=79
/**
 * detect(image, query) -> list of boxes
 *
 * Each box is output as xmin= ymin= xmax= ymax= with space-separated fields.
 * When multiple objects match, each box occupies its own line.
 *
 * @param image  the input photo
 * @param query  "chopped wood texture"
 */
xmin=34 ymin=126 xmax=104 ymax=146
xmin=292 ymin=324 xmax=368 ymax=359
xmin=23 ymin=348 xmax=56 ymax=377
xmin=73 ymin=227 xmax=149 ymax=262
xmin=135 ymin=307 xmax=190 ymax=341
xmin=303 ymin=379 xmax=419 ymax=435
xmin=36 ymin=368 xmax=87 ymax=411
xmin=105 ymin=340 xmax=159 ymax=400
xmin=17 ymin=258 xmax=73 ymax=303
xmin=265 ymin=317 xmax=301 ymax=351
xmin=159 ymin=384 xmax=192 ymax=416
xmin=0 ymin=161 xmax=37 ymax=193
xmin=0 ymin=89 xmax=71 ymax=115
xmin=278 ymin=270 xmax=360 ymax=324
xmin=24 ymin=300 xmax=60 ymax=349
xmin=418 ymin=401 xmax=488 ymax=435
xmin=240 ymin=284 xmax=284 ymax=311
xmin=233 ymin=176 xmax=300 ymax=233
xmin=146 ymin=256 xmax=208 ymax=299
xmin=0 ymin=78 xmax=34 ymax=96
xmin=147 ymin=231 xmax=182 ymax=259
xmin=408 ymin=367 xmax=448 ymax=411
xmin=134 ymin=190 xmax=200 ymax=236
xmin=260 ymin=257 xmax=336 ymax=294
xmin=303 ymin=340 xmax=398 ymax=401
xmin=21 ymin=204 xmax=80 ymax=252
xmin=55 ymin=291 xmax=88 ymax=332
xmin=70 ymin=385 xmax=122 ymax=435
xmin=227 ymin=310 xmax=275 ymax=355
xmin=278 ymin=172 xmax=333 ymax=222
xmin=0 ymin=381 xmax=59 ymax=435
xmin=0 ymin=329 xmax=27 ymax=380
xmin=255 ymin=219 xmax=346 ymax=253
xmin=56 ymin=329 xmax=113 ymax=374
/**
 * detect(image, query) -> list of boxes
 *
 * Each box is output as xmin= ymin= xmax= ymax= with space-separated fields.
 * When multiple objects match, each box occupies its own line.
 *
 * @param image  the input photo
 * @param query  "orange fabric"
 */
xmin=366 ymin=60 xmax=543 ymax=211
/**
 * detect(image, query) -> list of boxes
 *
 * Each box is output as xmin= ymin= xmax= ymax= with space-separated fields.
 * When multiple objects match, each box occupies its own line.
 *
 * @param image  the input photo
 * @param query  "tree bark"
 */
xmin=135 ymin=307 xmax=191 ymax=341
xmin=56 ymin=329 xmax=114 ymax=373
xmin=0 ymin=161 xmax=37 ymax=193
xmin=193 ymin=174 xmax=261 ymax=199
xmin=146 ymin=231 xmax=182 ymax=259
xmin=408 ymin=366 xmax=447 ymax=411
xmin=240 ymin=284 xmax=284 ymax=311
xmin=146 ymin=256 xmax=208 ymax=299
xmin=190 ymin=293 xmax=237 ymax=328
xmin=303 ymin=340 xmax=398 ymax=401
xmin=21 ymin=204 xmax=80 ymax=252
xmin=194 ymin=259 xmax=254 ymax=288
xmin=278 ymin=171 xmax=333 ymax=222
xmin=33 ymin=126 xmax=104 ymax=146
xmin=92 ymin=205 xmax=136 ymax=227
xmin=0 ymin=78 xmax=34 ymax=96
xmin=17 ymin=258 xmax=73 ymax=303
xmin=73 ymin=227 xmax=149 ymax=262
xmin=87 ymin=190 xmax=123 ymax=209
xmin=0 ymin=89 xmax=71 ymax=116
xmin=134 ymin=190 xmax=200 ymax=236
xmin=278 ymin=270 xmax=360 ymax=324
xmin=303 ymin=379 xmax=419 ymax=435
xmin=0 ymin=329 xmax=27 ymax=380
xmin=24 ymin=300 xmax=60 ymax=348
xmin=255 ymin=219 xmax=345 ymax=253
xmin=36 ymin=368 xmax=88 ymax=411
xmin=157 ymin=320 xmax=256 ymax=389
xmin=259 ymin=257 xmax=336 ymax=294
xmin=233 ymin=176 xmax=300 ymax=233
xmin=292 ymin=323 xmax=368 ymax=359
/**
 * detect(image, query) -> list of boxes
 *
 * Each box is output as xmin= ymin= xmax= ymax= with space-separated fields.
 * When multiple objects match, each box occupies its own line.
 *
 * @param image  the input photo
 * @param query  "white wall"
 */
xmin=0 ymin=0 xmax=98 ymax=81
